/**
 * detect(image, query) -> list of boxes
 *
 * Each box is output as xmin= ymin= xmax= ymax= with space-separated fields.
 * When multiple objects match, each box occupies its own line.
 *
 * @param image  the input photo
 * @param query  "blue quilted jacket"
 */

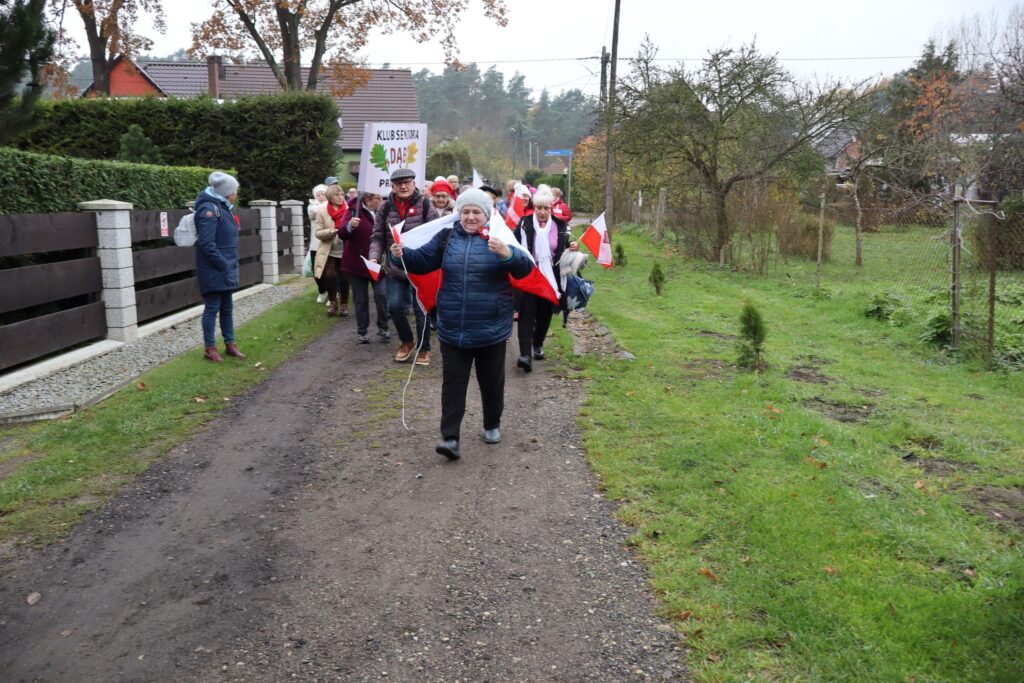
xmin=400 ymin=223 xmax=531 ymax=348
xmin=194 ymin=190 xmax=240 ymax=294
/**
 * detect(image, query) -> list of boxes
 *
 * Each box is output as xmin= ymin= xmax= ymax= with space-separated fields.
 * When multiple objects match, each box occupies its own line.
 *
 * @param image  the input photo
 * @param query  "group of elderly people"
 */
xmin=195 ymin=168 xmax=577 ymax=463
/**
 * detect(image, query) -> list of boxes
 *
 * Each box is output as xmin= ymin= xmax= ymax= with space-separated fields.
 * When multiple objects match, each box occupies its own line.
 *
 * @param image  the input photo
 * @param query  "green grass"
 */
xmin=552 ymin=229 xmax=1024 ymax=682
xmin=0 ymin=284 xmax=334 ymax=547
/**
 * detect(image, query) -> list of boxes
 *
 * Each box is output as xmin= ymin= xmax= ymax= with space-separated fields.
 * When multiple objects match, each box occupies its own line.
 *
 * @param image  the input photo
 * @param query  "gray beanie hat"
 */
xmin=209 ymin=171 xmax=239 ymax=198
xmin=455 ymin=188 xmax=494 ymax=221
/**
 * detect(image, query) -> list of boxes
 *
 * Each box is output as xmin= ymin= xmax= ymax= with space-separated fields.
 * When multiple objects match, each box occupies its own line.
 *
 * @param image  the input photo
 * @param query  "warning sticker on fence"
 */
xmin=160 ymin=212 xmax=169 ymax=237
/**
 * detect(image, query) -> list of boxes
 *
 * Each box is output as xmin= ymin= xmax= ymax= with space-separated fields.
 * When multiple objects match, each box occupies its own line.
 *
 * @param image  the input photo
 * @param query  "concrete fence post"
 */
xmin=279 ymin=200 xmax=306 ymax=273
xmin=79 ymin=200 xmax=138 ymax=343
xmin=250 ymin=200 xmax=279 ymax=284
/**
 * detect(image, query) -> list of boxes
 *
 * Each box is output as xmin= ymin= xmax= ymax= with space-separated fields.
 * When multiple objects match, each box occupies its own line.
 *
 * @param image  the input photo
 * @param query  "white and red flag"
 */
xmin=504 ymin=194 xmax=525 ymax=229
xmin=580 ymin=212 xmax=613 ymax=268
xmin=392 ymin=213 xmax=559 ymax=312
xmin=360 ymin=256 xmax=382 ymax=281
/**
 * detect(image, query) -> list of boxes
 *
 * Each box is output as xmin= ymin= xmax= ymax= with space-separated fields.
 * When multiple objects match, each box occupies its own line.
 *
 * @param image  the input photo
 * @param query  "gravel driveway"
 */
xmin=0 ymin=314 xmax=686 ymax=682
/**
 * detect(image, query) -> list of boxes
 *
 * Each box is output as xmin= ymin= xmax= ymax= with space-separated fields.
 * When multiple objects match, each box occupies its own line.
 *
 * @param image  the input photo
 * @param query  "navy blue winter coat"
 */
xmin=400 ymin=223 xmax=532 ymax=348
xmin=194 ymin=190 xmax=240 ymax=295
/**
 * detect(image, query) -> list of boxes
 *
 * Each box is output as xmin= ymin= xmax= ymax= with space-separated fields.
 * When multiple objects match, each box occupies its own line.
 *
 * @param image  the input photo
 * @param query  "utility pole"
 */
xmin=603 ymin=0 xmax=621 ymax=225
xmin=599 ymin=46 xmax=609 ymax=108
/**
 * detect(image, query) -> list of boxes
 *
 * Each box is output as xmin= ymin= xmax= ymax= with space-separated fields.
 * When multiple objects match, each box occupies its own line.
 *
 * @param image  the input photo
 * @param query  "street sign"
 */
xmin=544 ymin=149 xmax=573 ymax=156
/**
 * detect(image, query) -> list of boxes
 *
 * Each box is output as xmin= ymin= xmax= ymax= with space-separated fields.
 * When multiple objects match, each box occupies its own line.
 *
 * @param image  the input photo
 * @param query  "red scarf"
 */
xmin=327 ymin=202 xmax=347 ymax=228
xmin=394 ymin=195 xmax=414 ymax=220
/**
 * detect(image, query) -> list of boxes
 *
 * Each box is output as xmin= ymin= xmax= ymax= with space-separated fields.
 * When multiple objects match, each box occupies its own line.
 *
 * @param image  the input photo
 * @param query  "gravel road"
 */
xmin=0 ymin=313 xmax=686 ymax=682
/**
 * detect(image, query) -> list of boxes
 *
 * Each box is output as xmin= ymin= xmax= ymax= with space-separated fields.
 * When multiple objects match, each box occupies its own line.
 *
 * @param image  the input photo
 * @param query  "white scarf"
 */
xmin=531 ymin=214 xmax=558 ymax=294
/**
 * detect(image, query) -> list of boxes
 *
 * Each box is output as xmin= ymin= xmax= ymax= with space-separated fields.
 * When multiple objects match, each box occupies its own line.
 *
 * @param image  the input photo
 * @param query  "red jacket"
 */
xmin=552 ymin=198 xmax=573 ymax=224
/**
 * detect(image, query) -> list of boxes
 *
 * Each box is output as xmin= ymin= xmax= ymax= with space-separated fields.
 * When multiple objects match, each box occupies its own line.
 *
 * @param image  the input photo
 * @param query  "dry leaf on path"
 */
xmin=60 ymin=629 xmax=73 ymax=637
xmin=26 ymin=592 xmax=41 ymax=605
xmin=136 ymin=382 xmax=146 ymax=390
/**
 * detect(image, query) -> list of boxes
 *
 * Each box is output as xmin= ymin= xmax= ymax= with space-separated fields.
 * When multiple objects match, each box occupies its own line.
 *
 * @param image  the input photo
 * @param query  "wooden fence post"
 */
xmin=280 ymin=200 xmax=306 ymax=273
xmin=79 ymin=200 xmax=138 ymax=343
xmin=250 ymin=200 xmax=280 ymax=284
xmin=655 ymin=187 xmax=667 ymax=240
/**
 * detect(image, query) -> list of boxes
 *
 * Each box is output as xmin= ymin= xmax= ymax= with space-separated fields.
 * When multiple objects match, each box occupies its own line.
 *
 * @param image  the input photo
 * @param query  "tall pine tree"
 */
xmin=0 ymin=0 xmax=54 ymax=144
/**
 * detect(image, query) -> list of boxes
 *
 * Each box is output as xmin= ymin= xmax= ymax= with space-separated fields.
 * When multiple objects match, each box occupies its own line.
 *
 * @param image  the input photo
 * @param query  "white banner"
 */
xmin=358 ymin=122 xmax=428 ymax=194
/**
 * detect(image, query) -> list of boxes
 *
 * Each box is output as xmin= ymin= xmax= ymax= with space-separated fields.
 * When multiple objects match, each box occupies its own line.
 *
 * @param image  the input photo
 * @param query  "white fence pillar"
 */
xmin=250 ymin=200 xmax=279 ymax=284
xmin=79 ymin=199 xmax=138 ymax=343
xmin=280 ymin=200 xmax=306 ymax=273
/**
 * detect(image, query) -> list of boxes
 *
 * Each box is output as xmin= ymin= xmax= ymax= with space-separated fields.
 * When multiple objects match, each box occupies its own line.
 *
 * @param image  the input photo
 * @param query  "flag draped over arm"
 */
xmin=580 ymin=212 xmax=614 ymax=268
xmin=395 ymin=212 xmax=560 ymax=312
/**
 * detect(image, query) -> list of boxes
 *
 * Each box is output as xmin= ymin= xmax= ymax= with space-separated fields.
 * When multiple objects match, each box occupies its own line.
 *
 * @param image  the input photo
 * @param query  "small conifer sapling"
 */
xmin=649 ymin=262 xmax=665 ymax=295
xmin=615 ymin=243 xmax=627 ymax=267
xmin=737 ymin=302 xmax=767 ymax=371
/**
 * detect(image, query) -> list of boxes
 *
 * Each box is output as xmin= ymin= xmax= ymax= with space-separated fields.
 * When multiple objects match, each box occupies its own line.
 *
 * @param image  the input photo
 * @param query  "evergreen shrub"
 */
xmin=0 ymin=147 xmax=219 ymax=213
xmin=13 ymin=94 xmax=339 ymax=202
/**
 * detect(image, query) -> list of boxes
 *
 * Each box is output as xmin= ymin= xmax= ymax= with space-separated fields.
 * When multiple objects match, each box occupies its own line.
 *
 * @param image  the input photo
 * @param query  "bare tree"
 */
xmin=616 ymin=39 xmax=867 ymax=263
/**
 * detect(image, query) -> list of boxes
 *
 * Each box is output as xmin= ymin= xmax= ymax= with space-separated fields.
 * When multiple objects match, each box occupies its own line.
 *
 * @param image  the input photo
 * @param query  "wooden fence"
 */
xmin=0 ymin=213 xmax=106 ymax=372
xmin=129 ymin=209 xmax=264 ymax=325
xmin=1 ymin=200 xmax=301 ymax=375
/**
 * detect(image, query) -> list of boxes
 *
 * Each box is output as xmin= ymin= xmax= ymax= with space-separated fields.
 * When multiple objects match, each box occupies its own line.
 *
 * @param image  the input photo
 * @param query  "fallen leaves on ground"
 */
xmin=699 ymin=567 xmax=720 ymax=582
xmin=824 ymin=565 xmax=839 ymax=575
xmin=136 ymin=383 xmax=146 ymax=390
xmin=26 ymin=591 xmax=41 ymax=605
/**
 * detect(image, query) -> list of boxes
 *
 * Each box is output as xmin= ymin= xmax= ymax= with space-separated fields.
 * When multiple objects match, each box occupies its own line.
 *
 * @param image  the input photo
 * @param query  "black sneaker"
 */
xmin=516 ymin=355 xmax=532 ymax=372
xmin=484 ymin=428 xmax=501 ymax=444
xmin=378 ymin=329 xmax=391 ymax=341
xmin=533 ymin=346 xmax=545 ymax=360
xmin=357 ymin=334 xmax=370 ymax=344
xmin=436 ymin=439 xmax=460 ymax=460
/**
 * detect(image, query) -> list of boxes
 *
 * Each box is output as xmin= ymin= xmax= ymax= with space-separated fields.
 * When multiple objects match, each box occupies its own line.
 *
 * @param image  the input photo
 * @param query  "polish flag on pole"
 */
xmin=360 ymin=256 xmax=382 ymax=281
xmin=580 ymin=212 xmax=614 ymax=268
xmin=504 ymin=194 xmax=525 ymax=229
xmin=393 ymin=213 xmax=559 ymax=312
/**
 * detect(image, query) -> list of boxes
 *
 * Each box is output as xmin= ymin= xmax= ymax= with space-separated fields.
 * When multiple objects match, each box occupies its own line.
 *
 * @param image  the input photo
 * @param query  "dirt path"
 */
xmin=0 ymin=315 xmax=685 ymax=682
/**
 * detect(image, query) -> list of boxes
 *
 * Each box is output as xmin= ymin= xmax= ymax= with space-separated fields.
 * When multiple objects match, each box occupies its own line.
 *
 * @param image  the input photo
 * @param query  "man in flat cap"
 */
xmin=368 ymin=168 xmax=440 ymax=365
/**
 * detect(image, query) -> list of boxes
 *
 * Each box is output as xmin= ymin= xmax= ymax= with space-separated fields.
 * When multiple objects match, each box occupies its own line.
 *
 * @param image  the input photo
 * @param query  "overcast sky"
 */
xmin=66 ymin=0 xmax=1017 ymax=95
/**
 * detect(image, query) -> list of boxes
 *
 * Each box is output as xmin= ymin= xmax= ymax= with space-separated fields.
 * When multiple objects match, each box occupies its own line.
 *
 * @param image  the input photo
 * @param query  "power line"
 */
xmin=367 ymin=51 xmax=1012 ymax=69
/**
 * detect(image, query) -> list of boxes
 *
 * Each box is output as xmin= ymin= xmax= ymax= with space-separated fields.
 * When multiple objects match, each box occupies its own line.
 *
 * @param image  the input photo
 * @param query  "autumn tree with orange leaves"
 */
xmin=48 ymin=0 xmax=166 ymax=96
xmin=190 ymin=0 xmax=508 ymax=94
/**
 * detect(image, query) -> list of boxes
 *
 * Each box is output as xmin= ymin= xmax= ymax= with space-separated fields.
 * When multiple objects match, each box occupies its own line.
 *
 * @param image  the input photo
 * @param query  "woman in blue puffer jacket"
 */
xmin=195 ymin=172 xmax=246 ymax=363
xmin=392 ymin=189 xmax=531 ymax=461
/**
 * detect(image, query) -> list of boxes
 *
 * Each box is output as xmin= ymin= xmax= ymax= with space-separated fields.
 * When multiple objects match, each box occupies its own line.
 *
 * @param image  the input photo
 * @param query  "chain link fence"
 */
xmin=624 ymin=186 xmax=1024 ymax=369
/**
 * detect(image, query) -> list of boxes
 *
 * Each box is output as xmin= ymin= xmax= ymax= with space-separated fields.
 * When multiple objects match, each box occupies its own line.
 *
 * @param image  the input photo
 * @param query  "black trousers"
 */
xmin=439 ymin=340 xmax=506 ymax=440
xmin=516 ymin=292 xmax=554 ymax=357
xmin=311 ymin=250 xmax=327 ymax=294
xmin=349 ymin=274 xmax=388 ymax=335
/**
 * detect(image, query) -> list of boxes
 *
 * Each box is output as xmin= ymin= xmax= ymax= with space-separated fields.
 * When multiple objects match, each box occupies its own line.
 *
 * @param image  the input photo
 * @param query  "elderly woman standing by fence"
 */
xmin=196 ymin=172 xmax=246 ymax=362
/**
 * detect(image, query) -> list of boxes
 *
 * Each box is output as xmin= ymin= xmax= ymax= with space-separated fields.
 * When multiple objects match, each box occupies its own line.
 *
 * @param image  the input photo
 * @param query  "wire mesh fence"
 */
xmin=624 ymin=186 xmax=1024 ymax=369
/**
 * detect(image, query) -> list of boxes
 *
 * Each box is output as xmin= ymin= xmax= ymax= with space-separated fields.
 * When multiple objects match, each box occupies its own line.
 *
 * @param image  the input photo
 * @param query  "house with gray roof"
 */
xmin=82 ymin=56 xmax=420 ymax=186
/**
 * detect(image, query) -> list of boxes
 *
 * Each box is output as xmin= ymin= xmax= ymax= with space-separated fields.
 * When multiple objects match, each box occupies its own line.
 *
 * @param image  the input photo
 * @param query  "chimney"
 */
xmin=207 ymin=55 xmax=223 ymax=99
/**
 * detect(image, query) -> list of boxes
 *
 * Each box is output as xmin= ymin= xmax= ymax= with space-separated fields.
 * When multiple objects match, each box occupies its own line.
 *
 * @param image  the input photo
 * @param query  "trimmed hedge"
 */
xmin=13 ymin=94 xmax=339 ymax=203
xmin=0 ymin=147 xmax=219 ymax=213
